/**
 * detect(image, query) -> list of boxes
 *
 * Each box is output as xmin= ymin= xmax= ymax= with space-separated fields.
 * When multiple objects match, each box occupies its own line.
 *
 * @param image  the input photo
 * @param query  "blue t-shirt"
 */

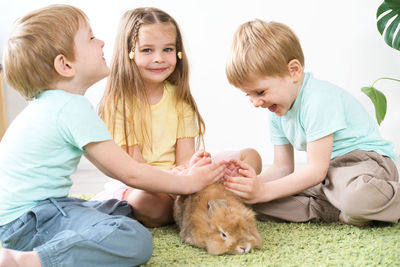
xmin=0 ymin=89 xmax=112 ymax=225
xmin=270 ymin=72 xmax=395 ymax=161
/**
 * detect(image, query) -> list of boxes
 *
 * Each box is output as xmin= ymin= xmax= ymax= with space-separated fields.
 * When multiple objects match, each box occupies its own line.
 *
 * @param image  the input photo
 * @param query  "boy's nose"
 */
xmin=250 ymin=97 xmax=262 ymax=108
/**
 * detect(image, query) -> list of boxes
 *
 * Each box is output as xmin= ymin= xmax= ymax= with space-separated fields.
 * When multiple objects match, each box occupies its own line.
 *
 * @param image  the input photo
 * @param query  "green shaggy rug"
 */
xmin=3 ymin=195 xmax=399 ymax=266
xmin=145 ymin=221 xmax=400 ymax=266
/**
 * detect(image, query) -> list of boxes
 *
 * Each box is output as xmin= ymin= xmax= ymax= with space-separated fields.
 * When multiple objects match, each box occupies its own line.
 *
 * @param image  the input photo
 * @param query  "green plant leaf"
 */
xmin=377 ymin=0 xmax=400 ymax=50
xmin=361 ymin=86 xmax=387 ymax=125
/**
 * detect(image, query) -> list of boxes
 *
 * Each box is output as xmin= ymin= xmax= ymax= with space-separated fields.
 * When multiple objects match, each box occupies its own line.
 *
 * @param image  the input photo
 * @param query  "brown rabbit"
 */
xmin=173 ymin=183 xmax=262 ymax=255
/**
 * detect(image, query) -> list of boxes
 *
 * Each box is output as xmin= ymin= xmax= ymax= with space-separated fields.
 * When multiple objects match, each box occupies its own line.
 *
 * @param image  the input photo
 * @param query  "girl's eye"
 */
xmin=90 ymin=36 xmax=95 ymax=40
xmin=164 ymin=48 xmax=173 ymax=52
xmin=142 ymin=48 xmax=152 ymax=53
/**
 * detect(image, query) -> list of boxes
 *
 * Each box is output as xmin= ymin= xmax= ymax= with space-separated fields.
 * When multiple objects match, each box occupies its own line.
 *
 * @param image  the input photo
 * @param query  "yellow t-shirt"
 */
xmin=113 ymin=82 xmax=198 ymax=169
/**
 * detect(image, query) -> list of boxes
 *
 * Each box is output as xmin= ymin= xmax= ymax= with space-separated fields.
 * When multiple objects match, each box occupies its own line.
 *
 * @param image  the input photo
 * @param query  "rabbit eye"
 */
xmin=220 ymin=232 xmax=227 ymax=238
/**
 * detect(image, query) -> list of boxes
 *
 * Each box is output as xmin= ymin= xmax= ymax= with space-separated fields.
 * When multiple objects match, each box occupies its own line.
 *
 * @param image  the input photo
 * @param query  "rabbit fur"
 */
xmin=173 ymin=183 xmax=262 ymax=255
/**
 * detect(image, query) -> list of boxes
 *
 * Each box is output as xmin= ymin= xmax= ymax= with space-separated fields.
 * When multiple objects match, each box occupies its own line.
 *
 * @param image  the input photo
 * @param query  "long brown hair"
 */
xmin=98 ymin=7 xmax=205 ymax=153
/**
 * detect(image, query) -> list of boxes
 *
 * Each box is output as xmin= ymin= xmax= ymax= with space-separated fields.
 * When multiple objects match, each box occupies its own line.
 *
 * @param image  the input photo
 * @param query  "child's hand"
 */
xmin=189 ymin=150 xmax=211 ymax=167
xmin=185 ymin=157 xmax=225 ymax=193
xmin=223 ymin=159 xmax=263 ymax=204
xmin=223 ymin=158 xmax=255 ymax=179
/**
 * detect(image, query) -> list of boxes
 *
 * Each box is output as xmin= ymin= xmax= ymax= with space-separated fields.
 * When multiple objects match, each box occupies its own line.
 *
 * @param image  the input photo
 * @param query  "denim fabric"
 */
xmin=0 ymin=197 xmax=152 ymax=267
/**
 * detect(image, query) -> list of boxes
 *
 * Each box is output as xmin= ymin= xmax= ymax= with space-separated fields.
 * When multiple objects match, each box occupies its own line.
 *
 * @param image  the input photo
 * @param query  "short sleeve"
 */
xmin=58 ymin=95 xmax=112 ymax=150
xmin=177 ymin=102 xmax=199 ymax=139
xmin=269 ymin=113 xmax=290 ymax=145
xmin=301 ymin=88 xmax=346 ymax=142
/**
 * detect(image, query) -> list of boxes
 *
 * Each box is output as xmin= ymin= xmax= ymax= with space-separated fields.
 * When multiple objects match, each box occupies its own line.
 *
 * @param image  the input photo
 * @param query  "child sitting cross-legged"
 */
xmin=93 ymin=7 xmax=262 ymax=228
xmin=0 ymin=5 xmax=224 ymax=267
xmin=224 ymin=19 xmax=400 ymax=227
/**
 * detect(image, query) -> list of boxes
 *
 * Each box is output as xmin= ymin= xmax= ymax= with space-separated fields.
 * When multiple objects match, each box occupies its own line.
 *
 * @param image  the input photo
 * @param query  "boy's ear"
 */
xmin=287 ymin=59 xmax=303 ymax=83
xmin=54 ymin=54 xmax=75 ymax=78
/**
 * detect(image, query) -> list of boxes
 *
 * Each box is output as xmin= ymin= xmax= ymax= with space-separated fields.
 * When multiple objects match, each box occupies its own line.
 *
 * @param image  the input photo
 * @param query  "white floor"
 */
xmin=70 ymin=157 xmax=110 ymax=195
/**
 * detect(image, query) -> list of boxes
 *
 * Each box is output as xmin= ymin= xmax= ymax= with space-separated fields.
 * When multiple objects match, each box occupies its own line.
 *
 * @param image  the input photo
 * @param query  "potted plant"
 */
xmin=362 ymin=0 xmax=400 ymax=125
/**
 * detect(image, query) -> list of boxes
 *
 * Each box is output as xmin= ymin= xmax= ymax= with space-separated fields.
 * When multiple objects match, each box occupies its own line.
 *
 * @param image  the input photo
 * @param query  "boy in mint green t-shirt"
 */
xmin=224 ymin=19 xmax=399 ymax=227
xmin=0 ymin=5 xmax=224 ymax=266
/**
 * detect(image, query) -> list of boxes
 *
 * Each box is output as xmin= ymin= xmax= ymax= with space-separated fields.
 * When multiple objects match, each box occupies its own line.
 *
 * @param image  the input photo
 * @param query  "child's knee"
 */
xmin=340 ymin=175 xmax=396 ymax=218
xmin=108 ymin=217 xmax=153 ymax=263
xmin=240 ymin=148 xmax=262 ymax=174
xmin=127 ymin=192 xmax=173 ymax=227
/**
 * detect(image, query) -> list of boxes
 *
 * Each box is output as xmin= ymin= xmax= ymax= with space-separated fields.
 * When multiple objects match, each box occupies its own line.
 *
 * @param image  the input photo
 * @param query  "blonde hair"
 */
xmin=226 ymin=19 xmax=304 ymax=87
xmin=3 ymin=4 xmax=88 ymax=100
xmin=98 ymin=7 xmax=205 ymax=153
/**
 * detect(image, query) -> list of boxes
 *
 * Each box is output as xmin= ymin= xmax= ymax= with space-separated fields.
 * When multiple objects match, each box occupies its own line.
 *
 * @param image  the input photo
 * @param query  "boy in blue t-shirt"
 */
xmin=0 ymin=5 xmax=224 ymax=266
xmin=224 ymin=19 xmax=399 ymax=227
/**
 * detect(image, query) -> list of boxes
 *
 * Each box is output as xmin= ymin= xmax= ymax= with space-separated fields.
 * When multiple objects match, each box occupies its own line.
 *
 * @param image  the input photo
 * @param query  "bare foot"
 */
xmin=0 ymin=249 xmax=18 ymax=267
xmin=0 ymin=248 xmax=41 ymax=267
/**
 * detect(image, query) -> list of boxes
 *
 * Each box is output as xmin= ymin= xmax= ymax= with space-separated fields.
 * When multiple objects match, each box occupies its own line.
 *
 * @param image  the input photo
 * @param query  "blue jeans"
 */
xmin=0 ymin=197 xmax=152 ymax=267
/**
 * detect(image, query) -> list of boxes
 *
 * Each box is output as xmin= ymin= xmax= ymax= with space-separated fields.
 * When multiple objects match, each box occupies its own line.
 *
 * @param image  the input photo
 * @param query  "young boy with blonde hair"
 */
xmin=0 ymin=4 xmax=224 ymax=266
xmin=224 ymin=19 xmax=400 ymax=226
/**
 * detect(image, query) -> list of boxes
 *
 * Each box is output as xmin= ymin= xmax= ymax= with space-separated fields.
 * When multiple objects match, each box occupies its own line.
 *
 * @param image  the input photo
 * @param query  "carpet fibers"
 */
xmin=145 ymin=221 xmax=400 ymax=266
xmin=5 ymin=195 xmax=398 ymax=266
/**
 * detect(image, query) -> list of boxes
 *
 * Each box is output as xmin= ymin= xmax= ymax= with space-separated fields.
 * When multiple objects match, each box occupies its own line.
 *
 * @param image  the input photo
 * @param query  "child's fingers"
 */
xmin=225 ymin=168 xmax=234 ymax=176
xmin=225 ymin=175 xmax=251 ymax=186
xmin=193 ymin=150 xmax=205 ymax=159
xmin=226 ymin=163 xmax=236 ymax=171
xmin=196 ymin=150 xmax=211 ymax=158
xmin=195 ymin=149 xmax=205 ymax=155
xmin=232 ymin=158 xmax=251 ymax=170
xmin=223 ymin=180 xmax=251 ymax=200
xmin=224 ymin=187 xmax=248 ymax=200
xmin=238 ymin=168 xmax=254 ymax=178
xmin=208 ymin=164 xmax=225 ymax=182
xmin=193 ymin=156 xmax=212 ymax=167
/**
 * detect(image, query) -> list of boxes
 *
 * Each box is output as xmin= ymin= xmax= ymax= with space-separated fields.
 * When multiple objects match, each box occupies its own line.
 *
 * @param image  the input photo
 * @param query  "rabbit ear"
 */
xmin=208 ymin=199 xmax=227 ymax=217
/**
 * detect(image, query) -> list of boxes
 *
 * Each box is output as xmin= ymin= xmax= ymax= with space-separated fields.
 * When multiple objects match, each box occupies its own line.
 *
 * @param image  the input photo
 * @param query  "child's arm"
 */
xmin=84 ymin=140 xmax=224 ymax=195
xmin=259 ymin=144 xmax=294 ymax=182
xmin=175 ymin=137 xmax=195 ymax=166
xmin=224 ymin=134 xmax=333 ymax=204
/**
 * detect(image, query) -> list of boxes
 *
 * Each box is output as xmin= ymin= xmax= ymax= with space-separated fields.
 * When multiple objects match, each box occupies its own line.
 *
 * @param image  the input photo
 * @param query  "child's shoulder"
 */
xmin=302 ymin=73 xmax=349 ymax=102
xmin=35 ymin=89 xmax=94 ymax=116
xmin=304 ymin=73 xmax=343 ymax=93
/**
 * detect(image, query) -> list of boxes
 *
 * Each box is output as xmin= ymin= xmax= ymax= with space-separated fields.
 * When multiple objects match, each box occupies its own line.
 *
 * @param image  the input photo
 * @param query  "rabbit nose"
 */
xmin=238 ymin=244 xmax=251 ymax=254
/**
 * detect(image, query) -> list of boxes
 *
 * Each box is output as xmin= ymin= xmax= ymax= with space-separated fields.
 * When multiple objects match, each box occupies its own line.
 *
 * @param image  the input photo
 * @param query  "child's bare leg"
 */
xmin=0 ymin=248 xmax=41 ymax=267
xmin=240 ymin=148 xmax=262 ymax=174
xmin=125 ymin=189 xmax=174 ymax=227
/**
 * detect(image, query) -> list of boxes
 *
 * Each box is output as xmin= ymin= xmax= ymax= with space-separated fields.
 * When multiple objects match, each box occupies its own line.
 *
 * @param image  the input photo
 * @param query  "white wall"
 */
xmin=1 ymin=0 xmax=400 ymax=165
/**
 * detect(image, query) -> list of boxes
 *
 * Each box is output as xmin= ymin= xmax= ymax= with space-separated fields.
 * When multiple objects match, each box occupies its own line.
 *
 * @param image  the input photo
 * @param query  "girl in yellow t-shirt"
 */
xmin=94 ymin=7 xmax=262 ymax=227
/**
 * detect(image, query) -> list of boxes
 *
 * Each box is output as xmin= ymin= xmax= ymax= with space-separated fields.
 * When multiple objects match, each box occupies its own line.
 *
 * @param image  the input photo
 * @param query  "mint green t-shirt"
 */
xmin=270 ymin=73 xmax=395 ymax=161
xmin=0 ymin=90 xmax=112 ymax=225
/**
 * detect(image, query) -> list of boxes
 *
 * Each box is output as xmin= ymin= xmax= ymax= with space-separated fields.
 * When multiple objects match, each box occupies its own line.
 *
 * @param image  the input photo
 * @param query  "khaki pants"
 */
xmin=253 ymin=150 xmax=400 ymax=224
